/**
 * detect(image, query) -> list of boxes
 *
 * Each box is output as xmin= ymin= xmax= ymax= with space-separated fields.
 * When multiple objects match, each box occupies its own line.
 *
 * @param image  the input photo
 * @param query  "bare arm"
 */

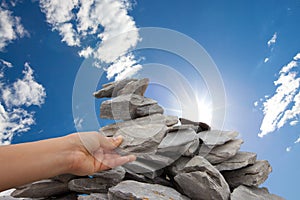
xmin=0 ymin=132 xmax=135 ymax=192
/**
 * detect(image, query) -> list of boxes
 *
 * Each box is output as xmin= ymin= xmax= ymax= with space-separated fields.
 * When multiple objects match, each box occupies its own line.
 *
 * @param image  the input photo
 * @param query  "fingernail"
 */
xmin=113 ymin=135 xmax=122 ymax=141
xmin=128 ymin=155 xmax=136 ymax=162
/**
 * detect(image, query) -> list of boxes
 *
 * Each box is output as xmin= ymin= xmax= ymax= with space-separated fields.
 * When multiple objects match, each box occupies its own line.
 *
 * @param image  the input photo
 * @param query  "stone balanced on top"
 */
xmin=7 ymin=78 xmax=284 ymax=200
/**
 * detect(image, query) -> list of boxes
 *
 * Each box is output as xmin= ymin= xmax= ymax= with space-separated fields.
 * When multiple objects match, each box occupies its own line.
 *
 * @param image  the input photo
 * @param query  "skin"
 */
xmin=0 ymin=132 xmax=136 ymax=192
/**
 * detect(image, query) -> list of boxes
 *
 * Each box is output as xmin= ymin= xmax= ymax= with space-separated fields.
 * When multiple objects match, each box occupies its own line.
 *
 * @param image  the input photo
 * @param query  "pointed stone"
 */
xmin=202 ymin=139 xmax=243 ymax=164
xmin=174 ymin=156 xmax=230 ymax=200
xmin=214 ymin=151 xmax=257 ymax=171
xmin=197 ymin=130 xmax=239 ymax=146
xmin=108 ymin=180 xmax=190 ymax=200
xmin=222 ymin=160 xmax=272 ymax=188
xmin=231 ymin=185 xmax=285 ymax=200
xmin=179 ymin=118 xmax=210 ymax=132
xmin=118 ymin=78 xmax=149 ymax=96
xmin=93 ymin=79 xmax=137 ymax=98
xmin=100 ymin=94 xmax=157 ymax=120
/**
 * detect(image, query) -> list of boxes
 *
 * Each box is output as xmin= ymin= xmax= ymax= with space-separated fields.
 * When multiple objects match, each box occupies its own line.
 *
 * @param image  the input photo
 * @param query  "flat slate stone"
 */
xmin=214 ymin=151 xmax=257 ymax=171
xmin=11 ymin=180 xmax=69 ymax=198
xmin=78 ymin=193 xmax=108 ymax=200
xmin=100 ymin=94 xmax=157 ymax=120
xmin=197 ymin=130 xmax=239 ymax=146
xmin=99 ymin=113 xmax=178 ymax=137
xmin=231 ymin=185 xmax=285 ymax=200
xmin=118 ymin=78 xmax=149 ymax=96
xmin=93 ymin=79 xmax=137 ymax=98
xmin=114 ymin=123 xmax=168 ymax=153
xmin=108 ymin=180 xmax=190 ymax=200
xmin=222 ymin=160 xmax=272 ymax=188
xmin=52 ymin=174 xmax=78 ymax=183
xmin=92 ymin=166 xmax=125 ymax=184
xmin=135 ymin=103 xmax=164 ymax=117
xmin=174 ymin=156 xmax=230 ymax=200
xmin=68 ymin=178 xmax=113 ymax=194
xmin=166 ymin=156 xmax=192 ymax=177
xmin=203 ymin=139 xmax=243 ymax=164
xmin=179 ymin=118 xmax=211 ymax=132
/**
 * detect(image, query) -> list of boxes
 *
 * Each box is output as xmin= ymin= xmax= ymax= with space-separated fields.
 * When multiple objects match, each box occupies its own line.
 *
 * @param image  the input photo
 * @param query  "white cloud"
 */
xmin=39 ymin=0 xmax=141 ymax=80
xmin=0 ymin=59 xmax=12 ymax=68
xmin=254 ymin=101 xmax=258 ymax=107
xmin=267 ymin=32 xmax=277 ymax=47
xmin=294 ymin=53 xmax=300 ymax=61
xmin=0 ymin=6 xmax=28 ymax=51
xmin=286 ymin=146 xmax=292 ymax=152
xmin=294 ymin=136 xmax=300 ymax=144
xmin=258 ymin=53 xmax=300 ymax=137
xmin=290 ymin=120 xmax=298 ymax=126
xmin=264 ymin=57 xmax=269 ymax=63
xmin=2 ymin=62 xmax=46 ymax=107
xmin=0 ymin=62 xmax=46 ymax=145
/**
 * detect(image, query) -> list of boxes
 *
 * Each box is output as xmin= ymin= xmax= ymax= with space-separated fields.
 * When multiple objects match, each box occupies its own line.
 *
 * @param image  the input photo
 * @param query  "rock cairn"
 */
xmin=7 ymin=78 xmax=284 ymax=200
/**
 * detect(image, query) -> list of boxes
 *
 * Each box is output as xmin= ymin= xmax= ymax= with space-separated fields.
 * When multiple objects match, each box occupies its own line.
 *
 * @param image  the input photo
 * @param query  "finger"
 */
xmin=106 ymin=135 xmax=123 ymax=148
xmin=103 ymin=155 xmax=136 ymax=169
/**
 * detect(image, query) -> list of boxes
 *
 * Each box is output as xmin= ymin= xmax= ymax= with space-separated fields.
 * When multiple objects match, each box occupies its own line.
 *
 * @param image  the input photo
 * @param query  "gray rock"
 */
xmin=78 ymin=193 xmax=108 ymax=200
xmin=197 ymin=130 xmax=239 ymax=146
xmin=222 ymin=160 xmax=272 ymax=188
xmin=123 ymin=160 xmax=165 ymax=179
xmin=214 ymin=151 xmax=257 ymax=171
xmin=100 ymin=94 xmax=157 ymax=120
xmin=179 ymin=118 xmax=211 ymax=132
xmin=108 ymin=180 xmax=190 ymax=200
xmin=11 ymin=180 xmax=69 ymax=198
xmin=174 ymin=156 xmax=230 ymax=200
xmin=231 ymin=185 xmax=285 ymax=200
xmin=168 ymin=124 xmax=199 ymax=133
xmin=92 ymin=166 xmax=125 ymax=184
xmin=115 ymin=123 xmax=168 ymax=153
xmin=99 ymin=113 xmax=178 ymax=137
xmin=202 ymin=139 xmax=243 ymax=164
xmin=158 ymin=128 xmax=199 ymax=158
xmin=136 ymin=103 xmax=164 ymax=117
xmin=52 ymin=174 xmax=78 ymax=183
xmin=166 ymin=156 xmax=191 ymax=176
xmin=45 ymin=192 xmax=78 ymax=200
xmin=93 ymin=79 xmax=137 ymax=98
xmin=118 ymin=78 xmax=149 ymax=96
xmin=68 ymin=178 xmax=112 ymax=194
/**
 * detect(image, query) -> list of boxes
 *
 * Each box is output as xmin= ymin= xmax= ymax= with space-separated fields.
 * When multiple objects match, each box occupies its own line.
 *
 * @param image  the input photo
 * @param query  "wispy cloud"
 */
xmin=74 ymin=117 xmax=84 ymax=130
xmin=264 ymin=57 xmax=269 ymax=63
xmin=0 ymin=5 xmax=28 ymax=51
xmin=0 ymin=62 xmax=46 ymax=145
xmin=258 ymin=53 xmax=300 ymax=137
xmin=286 ymin=146 xmax=292 ymax=152
xmin=39 ymin=0 xmax=141 ymax=81
xmin=267 ymin=32 xmax=277 ymax=47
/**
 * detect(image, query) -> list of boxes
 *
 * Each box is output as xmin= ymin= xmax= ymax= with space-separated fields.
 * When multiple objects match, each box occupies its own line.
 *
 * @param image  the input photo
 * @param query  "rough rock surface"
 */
xmin=222 ymin=160 xmax=272 ymax=188
xmin=99 ymin=113 xmax=178 ymax=137
xmin=11 ymin=180 xmax=69 ymax=198
xmin=197 ymin=130 xmax=239 ymax=146
xmin=108 ymin=180 xmax=190 ymax=200
xmin=100 ymin=94 xmax=157 ymax=120
xmin=78 ymin=193 xmax=108 ymax=200
xmin=214 ymin=151 xmax=257 ymax=171
xmin=174 ymin=156 xmax=230 ymax=200
xmin=135 ymin=103 xmax=164 ymax=117
xmin=179 ymin=118 xmax=211 ymax=132
xmin=231 ymin=185 xmax=285 ymax=200
xmin=203 ymin=139 xmax=244 ymax=164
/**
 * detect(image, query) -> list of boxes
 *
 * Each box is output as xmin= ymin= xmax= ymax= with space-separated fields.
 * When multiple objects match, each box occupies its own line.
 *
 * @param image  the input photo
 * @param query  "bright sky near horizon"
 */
xmin=0 ymin=0 xmax=300 ymax=199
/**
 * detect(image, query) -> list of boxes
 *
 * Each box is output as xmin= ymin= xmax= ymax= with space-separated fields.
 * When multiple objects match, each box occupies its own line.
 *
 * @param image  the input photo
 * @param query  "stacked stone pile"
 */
xmin=6 ymin=78 xmax=284 ymax=200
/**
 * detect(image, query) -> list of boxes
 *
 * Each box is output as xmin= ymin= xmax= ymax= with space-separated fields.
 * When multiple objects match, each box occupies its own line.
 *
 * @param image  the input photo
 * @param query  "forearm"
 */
xmin=0 ymin=135 xmax=75 ymax=191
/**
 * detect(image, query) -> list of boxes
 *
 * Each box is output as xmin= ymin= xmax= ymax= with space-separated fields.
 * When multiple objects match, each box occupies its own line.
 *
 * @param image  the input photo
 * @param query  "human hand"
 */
xmin=66 ymin=132 xmax=136 ymax=176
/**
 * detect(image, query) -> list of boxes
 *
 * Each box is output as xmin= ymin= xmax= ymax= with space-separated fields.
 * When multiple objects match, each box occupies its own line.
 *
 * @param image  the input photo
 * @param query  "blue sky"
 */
xmin=0 ymin=0 xmax=300 ymax=199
